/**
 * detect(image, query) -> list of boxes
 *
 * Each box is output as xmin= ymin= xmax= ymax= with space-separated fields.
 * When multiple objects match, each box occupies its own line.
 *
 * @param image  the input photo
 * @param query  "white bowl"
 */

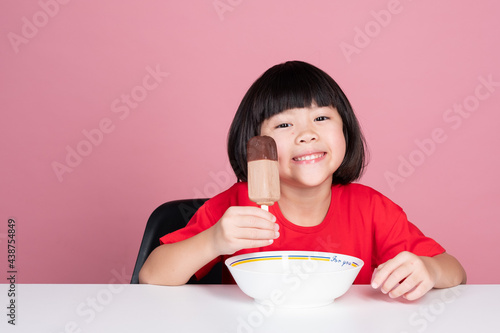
xmin=225 ymin=251 xmax=363 ymax=308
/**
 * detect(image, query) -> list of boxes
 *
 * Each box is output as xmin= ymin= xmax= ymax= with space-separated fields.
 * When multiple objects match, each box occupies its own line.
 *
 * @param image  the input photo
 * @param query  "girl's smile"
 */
xmin=292 ymin=151 xmax=326 ymax=163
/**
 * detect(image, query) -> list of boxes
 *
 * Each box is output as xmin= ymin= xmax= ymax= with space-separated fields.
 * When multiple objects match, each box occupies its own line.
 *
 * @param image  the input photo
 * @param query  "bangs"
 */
xmin=256 ymin=61 xmax=341 ymax=125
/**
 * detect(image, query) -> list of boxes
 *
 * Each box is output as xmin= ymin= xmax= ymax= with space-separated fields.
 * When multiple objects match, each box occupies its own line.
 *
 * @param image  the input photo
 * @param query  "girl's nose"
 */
xmin=296 ymin=128 xmax=318 ymax=144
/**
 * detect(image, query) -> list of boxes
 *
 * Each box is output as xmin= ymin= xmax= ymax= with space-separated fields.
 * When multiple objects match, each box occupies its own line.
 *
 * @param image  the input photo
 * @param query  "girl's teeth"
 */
xmin=294 ymin=153 xmax=323 ymax=161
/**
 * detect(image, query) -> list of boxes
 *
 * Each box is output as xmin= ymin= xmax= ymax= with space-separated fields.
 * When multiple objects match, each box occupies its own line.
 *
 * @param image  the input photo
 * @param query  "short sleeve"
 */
xmin=375 ymin=206 xmax=445 ymax=265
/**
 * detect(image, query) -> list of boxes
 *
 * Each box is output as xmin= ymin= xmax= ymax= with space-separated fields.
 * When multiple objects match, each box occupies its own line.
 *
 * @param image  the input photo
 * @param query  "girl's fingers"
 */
xmin=227 ymin=206 xmax=276 ymax=223
xmin=402 ymin=281 xmax=433 ymax=301
xmin=216 ymin=206 xmax=280 ymax=253
xmin=380 ymin=264 xmax=413 ymax=295
xmin=227 ymin=206 xmax=279 ymax=235
xmin=233 ymin=224 xmax=279 ymax=241
xmin=372 ymin=252 xmax=435 ymax=300
xmin=235 ymin=216 xmax=279 ymax=233
xmin=386 ymin=272 xmax=419 ymax=298
xmin=239 ymin=238 xmax=276 ymax=249
xmin=371 ymin=252 xmax=413 ymax=289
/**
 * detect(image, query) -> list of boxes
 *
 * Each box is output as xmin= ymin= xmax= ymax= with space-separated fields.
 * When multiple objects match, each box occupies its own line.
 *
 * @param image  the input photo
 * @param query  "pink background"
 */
xmin=1 ymin=0 xmax=499 ymax=284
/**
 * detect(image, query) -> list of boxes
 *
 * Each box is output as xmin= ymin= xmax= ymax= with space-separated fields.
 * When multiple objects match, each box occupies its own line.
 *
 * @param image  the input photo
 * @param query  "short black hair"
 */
xmin=227 ymin=60 xmax=367 ymax=185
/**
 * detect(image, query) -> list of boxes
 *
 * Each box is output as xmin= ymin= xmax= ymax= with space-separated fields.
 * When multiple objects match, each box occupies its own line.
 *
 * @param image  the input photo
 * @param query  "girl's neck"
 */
xmin=277 ymin=182 xmax=332 ymax=227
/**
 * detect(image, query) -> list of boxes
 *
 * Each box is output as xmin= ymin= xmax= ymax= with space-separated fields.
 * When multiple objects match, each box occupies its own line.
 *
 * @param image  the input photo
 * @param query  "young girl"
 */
xmin=140 ymin=61 xmax=466 ymax=300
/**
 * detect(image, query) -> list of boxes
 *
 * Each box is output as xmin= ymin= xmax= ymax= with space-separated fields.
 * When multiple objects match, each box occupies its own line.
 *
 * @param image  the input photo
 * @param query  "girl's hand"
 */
xmin=211 ymin=206 xmax=279 ymax=255
xmin=371 ymin=251 xmax=438 ymax=301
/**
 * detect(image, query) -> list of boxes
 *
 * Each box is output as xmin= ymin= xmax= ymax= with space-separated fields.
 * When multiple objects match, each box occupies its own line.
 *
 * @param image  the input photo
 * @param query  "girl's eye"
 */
xmin=276 ymin=123 xmax=292 ymax=128
xmin=315 ymin=116 xmax=329 ymax=122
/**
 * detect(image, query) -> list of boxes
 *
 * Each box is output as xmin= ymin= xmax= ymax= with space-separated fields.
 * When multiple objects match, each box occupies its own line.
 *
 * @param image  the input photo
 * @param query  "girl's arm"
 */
xmin=139 ymin=206 xmax=279 ymax=285
xmin=138 ymin=227 xmax=219 ymax=285
xmin=421 ymin=252 xmax=467 ymax=288
xmin=371 ymin=251 xmax=467 ymax=301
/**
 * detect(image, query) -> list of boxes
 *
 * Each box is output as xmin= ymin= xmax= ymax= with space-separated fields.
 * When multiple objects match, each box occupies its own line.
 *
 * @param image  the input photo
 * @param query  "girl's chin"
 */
xmin=281 ymin=176 xmax=333 ymax=190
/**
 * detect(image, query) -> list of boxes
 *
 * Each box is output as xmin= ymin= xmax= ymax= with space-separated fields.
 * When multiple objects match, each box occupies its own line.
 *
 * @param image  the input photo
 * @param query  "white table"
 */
xmin=0 ymin=284 xmax=498 ymax=332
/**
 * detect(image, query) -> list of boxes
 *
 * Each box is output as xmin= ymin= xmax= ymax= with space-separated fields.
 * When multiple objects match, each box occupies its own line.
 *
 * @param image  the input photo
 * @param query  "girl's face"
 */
xmin=260 ymin=104 xmax=346 ymax=190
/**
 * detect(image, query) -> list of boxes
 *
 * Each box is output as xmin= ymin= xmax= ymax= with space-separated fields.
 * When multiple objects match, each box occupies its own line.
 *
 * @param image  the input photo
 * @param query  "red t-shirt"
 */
xmin=160 ymin=182 xmax=445 ymax=284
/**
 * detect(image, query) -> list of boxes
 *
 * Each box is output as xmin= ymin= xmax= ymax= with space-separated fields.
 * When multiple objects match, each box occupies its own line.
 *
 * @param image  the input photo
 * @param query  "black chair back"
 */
xmin=131 ymin=198 xmax=222 ymax=284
